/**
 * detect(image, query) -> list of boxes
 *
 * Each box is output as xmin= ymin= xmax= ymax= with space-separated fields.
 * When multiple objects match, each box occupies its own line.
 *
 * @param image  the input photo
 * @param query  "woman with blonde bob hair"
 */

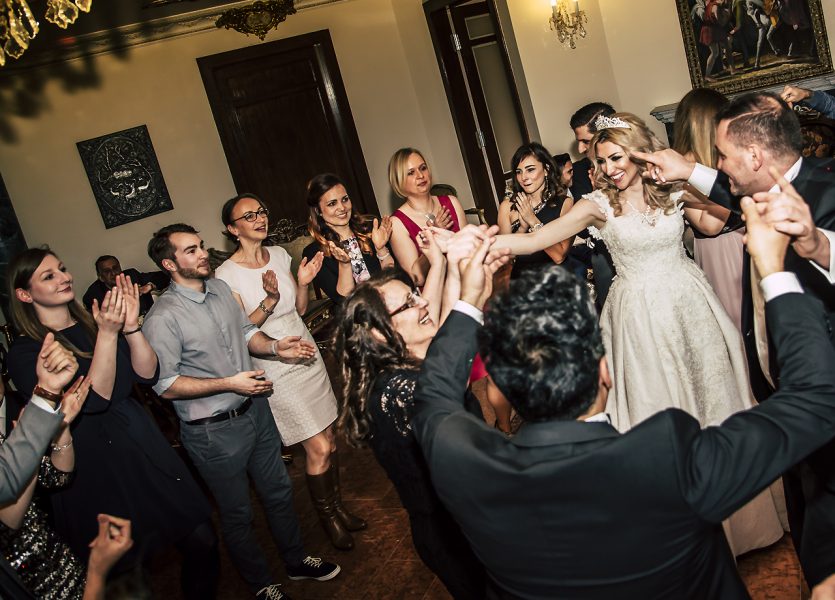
xmin=388 ymin=148 xmax=467 ymax=286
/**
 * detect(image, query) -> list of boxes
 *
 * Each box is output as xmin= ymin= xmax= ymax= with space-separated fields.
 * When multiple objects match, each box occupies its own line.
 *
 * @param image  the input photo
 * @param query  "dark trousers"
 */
xmin=180 ymin=398 xmax=305 ymax=593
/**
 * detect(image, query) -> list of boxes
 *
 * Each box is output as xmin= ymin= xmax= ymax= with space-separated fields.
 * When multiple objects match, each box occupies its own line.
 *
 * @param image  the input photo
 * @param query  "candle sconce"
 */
xmin=549 ymin=0 xmax=587 ymax=49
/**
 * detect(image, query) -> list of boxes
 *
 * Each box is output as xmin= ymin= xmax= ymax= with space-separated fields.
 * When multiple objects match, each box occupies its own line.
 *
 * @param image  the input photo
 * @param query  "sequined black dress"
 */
xmin=0 ymin=456 xmax=85 ymax=599
xmin=368 ymin=369 xmax=485 ymax=599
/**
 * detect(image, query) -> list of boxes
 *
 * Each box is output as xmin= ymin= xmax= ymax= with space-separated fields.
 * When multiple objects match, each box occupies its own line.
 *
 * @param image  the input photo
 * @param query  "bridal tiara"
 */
xmin=594 ymin=115 xmax=631 ymax=131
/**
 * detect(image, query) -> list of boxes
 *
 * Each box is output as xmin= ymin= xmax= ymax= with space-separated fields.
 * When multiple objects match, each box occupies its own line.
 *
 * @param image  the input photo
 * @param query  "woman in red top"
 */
xmin=388 ymin=148 xmax=467 ymax=287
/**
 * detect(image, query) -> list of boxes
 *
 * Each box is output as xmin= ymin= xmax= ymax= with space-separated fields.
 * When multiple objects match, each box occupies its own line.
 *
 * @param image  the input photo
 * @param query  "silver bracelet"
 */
xmin=376 ymin=251 xmax=391 ymax=260
xmin=52 ymin=439 xmax=73 ymax=453
xmin=258 ymin=300 xmax=274 ymax=315
xmin=529 ymin=222 xmax=544 ymax=233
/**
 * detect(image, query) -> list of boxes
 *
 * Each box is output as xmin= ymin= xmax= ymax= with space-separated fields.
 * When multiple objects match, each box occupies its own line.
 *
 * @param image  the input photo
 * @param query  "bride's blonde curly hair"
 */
xmin=589 ymin=112 xmax=680 ymax=216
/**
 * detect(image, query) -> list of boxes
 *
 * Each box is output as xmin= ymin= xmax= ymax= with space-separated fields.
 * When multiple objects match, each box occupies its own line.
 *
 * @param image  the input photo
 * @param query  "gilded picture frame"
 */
xmin=675 ymin=0 xmax=832 ymax=95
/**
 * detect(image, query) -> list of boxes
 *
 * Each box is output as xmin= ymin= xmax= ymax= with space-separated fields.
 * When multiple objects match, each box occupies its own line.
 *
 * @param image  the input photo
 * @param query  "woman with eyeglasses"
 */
xmin=216 ymin=193 xmax=367 ymax=551
xmin=332 ymin=234 xmax=486 ymax=598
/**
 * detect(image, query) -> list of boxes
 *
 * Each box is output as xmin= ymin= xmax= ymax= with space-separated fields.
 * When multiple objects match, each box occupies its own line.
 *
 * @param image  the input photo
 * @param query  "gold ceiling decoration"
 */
xmin=215 ymin=0 xmax=296 ymax=41
xmin=0 ymin=0 xmax=92 ymax=66
xmin=548 ymin=0 xmax=587 ymax=50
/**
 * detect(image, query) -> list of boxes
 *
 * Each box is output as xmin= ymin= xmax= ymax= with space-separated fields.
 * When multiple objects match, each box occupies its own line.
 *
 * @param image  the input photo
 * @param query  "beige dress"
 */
xmin=586 ymin=190 xmax=784 ymax=556
xmin=215 ymin=247 xmax=337 ymax=445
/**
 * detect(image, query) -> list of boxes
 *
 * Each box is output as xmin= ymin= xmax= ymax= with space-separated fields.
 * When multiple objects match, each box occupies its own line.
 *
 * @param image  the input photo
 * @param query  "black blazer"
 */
xmin=706 ymin=159 xmax=835 ymax=398
xmin=412 ymin=295 xmax=835 ymax=599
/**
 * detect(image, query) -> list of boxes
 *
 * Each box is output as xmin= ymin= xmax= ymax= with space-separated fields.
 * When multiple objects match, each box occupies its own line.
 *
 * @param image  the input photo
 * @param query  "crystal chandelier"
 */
xmin=549 ymin=0 xmax=587 ymax=50
xmin=0 ymin=0 xmax=92 ymax=67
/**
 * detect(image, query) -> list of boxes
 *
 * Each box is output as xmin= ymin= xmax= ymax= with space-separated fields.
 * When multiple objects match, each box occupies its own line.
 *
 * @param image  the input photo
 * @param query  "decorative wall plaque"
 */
xmin=77 ymin=124 xmax=174 ymax=228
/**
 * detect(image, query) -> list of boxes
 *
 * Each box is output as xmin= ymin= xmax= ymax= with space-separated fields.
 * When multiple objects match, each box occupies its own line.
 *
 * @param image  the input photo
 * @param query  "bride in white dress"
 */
xmin=495 ymin=113 xmax=784 ymax=556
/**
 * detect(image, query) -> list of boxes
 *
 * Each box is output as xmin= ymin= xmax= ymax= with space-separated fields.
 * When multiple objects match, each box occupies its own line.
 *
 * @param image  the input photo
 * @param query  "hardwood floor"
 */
xmin=146 ymin=439 xmax=808 ymax=599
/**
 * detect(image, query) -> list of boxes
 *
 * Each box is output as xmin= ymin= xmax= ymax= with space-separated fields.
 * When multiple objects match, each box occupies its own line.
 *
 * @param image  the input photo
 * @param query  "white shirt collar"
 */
xmin=768 ymin=157 xmax=803 ymax=193
xmin=584 ymin=412 xmax=611 ymax=424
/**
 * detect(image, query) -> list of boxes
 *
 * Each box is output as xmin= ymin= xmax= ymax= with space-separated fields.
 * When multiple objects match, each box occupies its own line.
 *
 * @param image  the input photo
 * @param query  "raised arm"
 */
xmin=390 ymin=218 xmax=430 ymax=286
xmin=494 ymin=198 xmax=604 ymax=256
xmin=118 ymin=274 xmax=157 ymax=380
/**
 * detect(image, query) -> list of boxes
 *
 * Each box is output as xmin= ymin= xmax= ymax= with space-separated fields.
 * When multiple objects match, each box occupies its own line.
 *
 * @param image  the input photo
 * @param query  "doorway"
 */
xmin=197 ymin=30 xmax=378 ymax=225
xmin=425 ymin=0 xmax=531 ymax=225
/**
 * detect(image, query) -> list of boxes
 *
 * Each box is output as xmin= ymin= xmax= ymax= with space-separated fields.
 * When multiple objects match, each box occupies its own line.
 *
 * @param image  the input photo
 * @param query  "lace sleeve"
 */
xmin=377 ymin=371 xmax=418 ymax=439
xmin=37 ymin=455 xmax=73 ymax=490
xmin=583 ymin=190 xmax=609 ymax=240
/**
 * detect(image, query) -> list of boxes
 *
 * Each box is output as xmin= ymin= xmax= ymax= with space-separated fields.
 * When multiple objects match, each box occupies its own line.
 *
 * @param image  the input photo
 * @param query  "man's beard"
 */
xmin=177 ymin=266 xmax=210 ymax=280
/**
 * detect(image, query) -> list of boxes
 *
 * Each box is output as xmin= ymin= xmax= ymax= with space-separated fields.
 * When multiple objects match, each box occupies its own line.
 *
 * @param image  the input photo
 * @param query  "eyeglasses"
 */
xmin=233 ymin=207 xmax=269 ymax=223
xmin=389 ymin=289 xmax=421 ymax=317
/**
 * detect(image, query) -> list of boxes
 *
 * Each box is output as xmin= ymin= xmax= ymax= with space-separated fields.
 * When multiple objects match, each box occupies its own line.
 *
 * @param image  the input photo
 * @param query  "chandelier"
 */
xmin=216 ymin=0 xmax=296 ymax=41
xmin=549 ymin=0 xmax=587 ymax=50
xmin=0 ymin=0 xmax=91 ymax=66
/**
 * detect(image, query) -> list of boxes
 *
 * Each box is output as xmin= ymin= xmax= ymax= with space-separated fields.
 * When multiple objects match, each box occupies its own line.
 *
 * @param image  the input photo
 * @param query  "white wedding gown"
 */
xmin=586 ymin=190 xmax=785 ymax=556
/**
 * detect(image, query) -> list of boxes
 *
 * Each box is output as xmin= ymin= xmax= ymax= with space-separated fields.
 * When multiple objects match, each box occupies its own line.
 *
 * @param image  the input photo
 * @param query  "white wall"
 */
xmin=0 ymin=0 xmax=473 ymax=293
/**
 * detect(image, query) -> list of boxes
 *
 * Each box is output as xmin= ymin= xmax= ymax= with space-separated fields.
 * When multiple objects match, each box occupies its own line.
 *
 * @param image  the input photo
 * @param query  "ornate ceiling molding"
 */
xmin=5 ymin=0 xmax=343 ymax=70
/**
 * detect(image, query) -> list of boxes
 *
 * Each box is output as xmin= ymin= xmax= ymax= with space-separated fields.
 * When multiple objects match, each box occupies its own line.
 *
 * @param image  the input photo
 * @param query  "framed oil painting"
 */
xmin=675 ymin=0 xmax=833 ymax=94
xmin=77 ymin=125 xmax=174 ymax=229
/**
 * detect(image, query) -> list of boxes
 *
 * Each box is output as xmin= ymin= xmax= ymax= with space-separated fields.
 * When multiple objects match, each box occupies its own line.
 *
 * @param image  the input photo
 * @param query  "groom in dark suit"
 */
xmin=412 ymin=199 xmax=835 ymax=599
xmin=634 ymin=92 xmax=835 ymax=585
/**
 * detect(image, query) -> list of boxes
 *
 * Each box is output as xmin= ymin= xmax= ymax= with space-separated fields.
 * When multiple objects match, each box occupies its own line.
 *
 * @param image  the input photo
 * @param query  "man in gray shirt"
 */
xmin=143 ymin=223 xmax=339 ymax=600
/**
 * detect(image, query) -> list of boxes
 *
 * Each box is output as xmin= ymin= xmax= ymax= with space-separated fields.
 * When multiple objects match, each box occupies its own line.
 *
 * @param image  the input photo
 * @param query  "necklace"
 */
xmin=625 ymin=199 xmax=660 ymax=227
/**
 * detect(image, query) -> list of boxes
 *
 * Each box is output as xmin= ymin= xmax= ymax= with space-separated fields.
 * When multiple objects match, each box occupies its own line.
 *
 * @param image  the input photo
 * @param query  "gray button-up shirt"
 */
xmin=143 ymin=278 xmax=259 ymax=422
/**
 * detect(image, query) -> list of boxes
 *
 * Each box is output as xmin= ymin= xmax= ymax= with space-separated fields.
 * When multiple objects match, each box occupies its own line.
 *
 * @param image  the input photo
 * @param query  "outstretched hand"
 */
xmin=631 ymin=148 xmax=696 ymax=184
xmin=446 ymin=224 xmax=498 ymax=266
xmin=36 ymin=333 xmax=78 ymax=395
xmin=273 ymin=336 xmax=316 ymax=361
xmin=327 ymin=241 xmax=351 ymax=264
xmin=417 ymin=227 xmax=445 ymax=266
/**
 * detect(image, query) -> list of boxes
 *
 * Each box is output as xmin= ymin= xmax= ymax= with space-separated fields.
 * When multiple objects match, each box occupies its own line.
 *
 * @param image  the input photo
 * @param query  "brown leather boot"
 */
xmin=306 ymin=471 xmax=354 ymax=550
xmin=330 ymin=455 xmax=367 ymax=531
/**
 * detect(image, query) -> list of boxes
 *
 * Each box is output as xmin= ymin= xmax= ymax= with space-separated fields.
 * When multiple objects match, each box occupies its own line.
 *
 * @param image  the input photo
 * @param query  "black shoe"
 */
xmin=286 ymin=556 xmax=341 ymax=581
xmin=256 ymin=584 xmax=291 ymax=599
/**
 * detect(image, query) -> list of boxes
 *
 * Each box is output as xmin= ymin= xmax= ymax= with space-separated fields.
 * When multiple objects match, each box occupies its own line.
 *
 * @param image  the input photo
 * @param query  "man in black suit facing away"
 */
xmin=634 ymin=92 xmax=835 ymax=585
xmin=412 ymin=196 xmax=835 ymax=599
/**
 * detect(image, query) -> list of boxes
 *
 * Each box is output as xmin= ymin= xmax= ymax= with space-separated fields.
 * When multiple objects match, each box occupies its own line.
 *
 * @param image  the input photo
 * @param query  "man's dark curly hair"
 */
xmin=479 ymin=265 xmax=604 ymax=422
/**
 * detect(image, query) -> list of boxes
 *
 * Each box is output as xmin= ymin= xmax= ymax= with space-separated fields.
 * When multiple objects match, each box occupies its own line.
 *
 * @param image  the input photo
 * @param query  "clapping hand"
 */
xmin=60 ymin=375 xmax=93 ymax=425
xmin=116 ymin=273 xmax=141 ymax=331
xmin=514 ymin=193 xmax=538 ymax=229
xmin=327 ymin=241 xmax=351 ymax=264
xmin=298 ymin=253 xmax=324 ymax=286
xmin=36 ymin=332 xmax=79 ymax=395
xmin=752 ymin=167 xmax=824 ymax=262
xmin=262 ymin=270 xmax=280 ymax=301
xmin=432 ymin=206 xmax=454 ymax=230
xmin=92 ymin=287 xmax=126 ymax=335
xmin=273 ymin=336 xmax=316 ymax=361
xmin=371 ymin=216 xmax=393 ymax=251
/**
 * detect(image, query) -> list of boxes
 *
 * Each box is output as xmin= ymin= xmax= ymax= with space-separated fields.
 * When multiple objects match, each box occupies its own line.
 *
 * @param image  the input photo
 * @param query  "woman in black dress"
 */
xmin=7 ymin=247 xmax=217 ymax=599
xmin=497 ymin=142 xmax=583 ymax=279
xmin=332 ymin=261 xmax=485 ymax=599
xmin=302 ymin=173 xmax=395 ymax=302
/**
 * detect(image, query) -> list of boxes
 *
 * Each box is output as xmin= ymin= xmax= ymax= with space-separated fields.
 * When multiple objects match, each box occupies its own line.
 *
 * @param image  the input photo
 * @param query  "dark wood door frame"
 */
xmin=197 ymin=30 xmax=378 ymax=218
xmin=424 ymin=0 xmax=530 ymax=225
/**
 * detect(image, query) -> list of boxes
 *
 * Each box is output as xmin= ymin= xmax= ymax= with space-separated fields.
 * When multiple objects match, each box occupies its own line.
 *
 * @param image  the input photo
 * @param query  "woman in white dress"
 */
xmin=215 ymin=193 xmax=366 ymax=551
xmin=494 ymin=112 xmax=784 ymax=555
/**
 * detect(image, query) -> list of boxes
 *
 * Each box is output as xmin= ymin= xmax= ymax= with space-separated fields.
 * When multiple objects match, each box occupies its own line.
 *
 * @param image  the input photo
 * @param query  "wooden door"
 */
xmin=198 ymin=30 xmax=378 ymax=225
xmin=425 ymin=0 xmax=530 ymax=225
